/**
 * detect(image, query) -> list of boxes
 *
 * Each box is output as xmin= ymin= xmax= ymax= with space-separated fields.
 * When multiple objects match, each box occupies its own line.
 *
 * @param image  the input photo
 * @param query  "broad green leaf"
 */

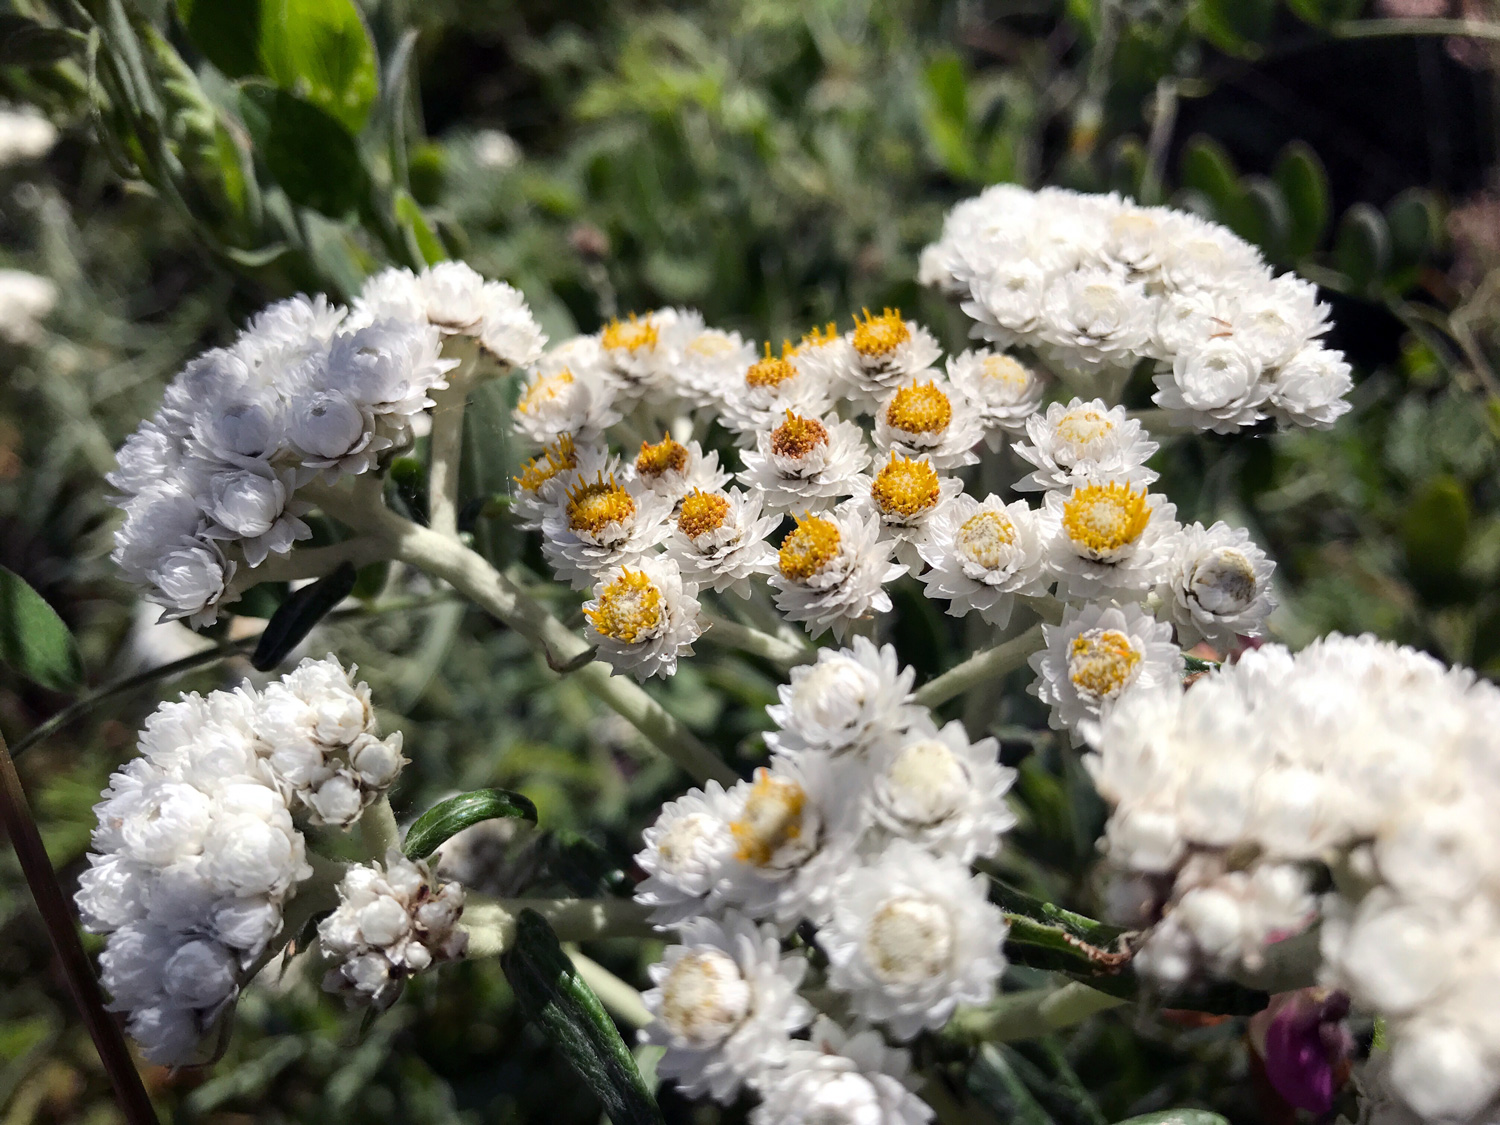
xmin=258 ymin=0 xmax=378 ymax=135
xmin=175 ymin=0 xmax=261 ymax=78
xmin=1274 ymin=141 xmax=1330 ymax=259
xmin=1335 ymin=202 xmax=1391 ymax=292
xmin=250 ymin=562 xmax=358 ymax=671
xmin=1240 ymin=176 xmax=1291 ymax=259
xmin=0 ymin=16 xmax=83 ymax=67
xmin=1387 ymin=187 xmax=1440 ymax=269
xmin=238 ymin=83 xmax=367 ymax=218
xmin=0 ymin=567 xmax=82 ymax=693
xmin=501 ymin=910 xmax=664 ymax=1125
xmin=1113 ymin=1112 xmax=1230 ymax=1125
xmin=1179 ymin=136 xmax=1241 ymax=218
xmin=402 ymin=790 xmax=538 ymax=860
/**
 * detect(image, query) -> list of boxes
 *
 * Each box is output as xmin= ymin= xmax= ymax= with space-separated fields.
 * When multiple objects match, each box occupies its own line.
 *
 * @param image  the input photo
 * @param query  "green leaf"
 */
xmin=501 ymin=910 xmax=664 ymax=1125
xmin=0 ymin=16 xmax=83 ymax=67
xmin=1282 ymin=0 xmax=1365 ymax=26
xmin=257 ymin=0 xmax=378 ymax=135
xmin=1178 ymin=136 xmax=1241 ymax=219
xmin=1189 ymin=0 xmax=1272 ymax=56
xmin=1240 ymin=176 xmax=1290 ymax=260
xmin=1335 ymin=202 xmax=1392 ymax=292
xmin=238 ymin=83 xmax=367 ymax=218
xmin=175 ymin=0 xmax=261 ymax=78
xmin=1274 ymin=141 xmax=1330 ymax=259
xmin=0 ymin=567 xmax=83 ymax=694
xmin=969 ymin=1044 xmax=1054 ymax=1125
xmin=250 ymin=562 xmax=358 ymax=672
xmin=349 ymin=561 xmax=390 ymax=601
xmin=1113 ymin=1112 xmax=1230 ymax=1125
xmin=1402 ymin=475 xmax=1470 ymax=587
xmin=1387 ymin=187 xmax=1440 ymax=270
xmin=402 ymin=789 xmax=538 ymax=860
xmin=395 ymin=191 xmax=448 ymax=267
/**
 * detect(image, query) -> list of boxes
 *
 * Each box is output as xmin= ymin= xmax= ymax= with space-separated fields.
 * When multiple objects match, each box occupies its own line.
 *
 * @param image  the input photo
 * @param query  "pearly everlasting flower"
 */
xmin=944 ymin=348 xmax=1044 ymax=450
xmin=1268 ymin=345 xmax=1354 ymax=430
xmin=355 ymin=263 xmax=546 ymax=365
xmin=1037 ymin=266 xmax=1154 ymax=375
xmin=598 ymin=308 xmax=704 ymax=401
xmin=634 ymin=781 xmax=738 ymax=925
xmin=769 ymin=509 xmax=904 ymax=642
xmin=1152 ymin=339 xmax=1269 ymax=433
xmin=626 ymin=435 xmax=730 ymax=502
xmin=668 ymin=326 xmax=758 ymax=411
xmin=1030 ymin=600 xmax=1181 ymax=739
xmin=539 ymin=470 xmax=673 ymax=590
xmin=718 ymin=341 xmax=836 ymax=437
xmin=1013 ymin=399 xmax=1158 ymax=492
xmin=1153 ymin=213 xmax=1267 ymax=293
xmin=199 ymin=465 xmax=311 ymax=567
xmin=816 ymin=310 xmax=943 ymax=410
xmin=862 ymin=718 xmax=1016 ymax=863
xmin=1043 ymin=479 xmax=1181 ymax=601
xmin=822 ymin=841 xmax=1007 ymax=1040
xmin=872 ymin=378 xmax=983 ymax=470
xmin=0 ymin=269 xmax=57 ymax=345
xmin=1157 ymin=521 xmax=1276 ymax=651
xmin=738 ymin=410 xmax=873 ymax=513
xmin=512 ymin=361 xmax=621 ymax=444
xmin=642 ymin=912 xmax=813 ymax=1102
xmin=917 ymin=493 xmax=1051 ymax=628
xmin=583 ymin=556 xmax=703 ymax=682
xmin=666 ymin=487 xmax=779 ymax=598
xmin=319 ymin=850 xmax=468 ymax=1011
xmin=861 ymin=452 xmax=964 ymax=573
xmin=765 ymin=637 xmax=922 ymax=760
xmin=752 ymin=1017 xmax=933 ymax=1125
xmin=509 ymin=434 xmax=609 ymax=531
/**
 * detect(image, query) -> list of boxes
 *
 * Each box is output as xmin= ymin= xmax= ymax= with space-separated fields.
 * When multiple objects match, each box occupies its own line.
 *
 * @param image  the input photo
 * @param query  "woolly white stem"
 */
xmin=462 ymin=897 xmax=658 ymax=958
xmin=427 ymin=338 xmax=482 ymax=540
xmin=946 ymin=981 xmax=1125 ymax=1044
xmin=565 ymin=946 xmax=652 ymax=1029
xmin=224 ymin=538 xmax=386 ymax=600
xmin=699 ymin=611 xmax=812 ymax=666
xmin=359 ymin=794 xmax=401 ymax=861
xmin=914 ymin=622 xmax=1046 ymax=709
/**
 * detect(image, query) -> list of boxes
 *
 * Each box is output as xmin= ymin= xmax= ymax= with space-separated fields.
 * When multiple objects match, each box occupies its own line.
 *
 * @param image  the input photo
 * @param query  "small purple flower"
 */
xmin=1255 ymin=988 xmax=1354 ymax=1114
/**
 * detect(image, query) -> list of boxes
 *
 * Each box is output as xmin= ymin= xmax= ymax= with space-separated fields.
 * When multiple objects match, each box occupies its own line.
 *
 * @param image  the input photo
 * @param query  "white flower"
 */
xmin=539 ymin=470 xmax=673 ymax=590
xmin=965 ymin=259 xmax=1049 ymax=350
xmin=1267 ymin=344 xmax=1354 ymax=430
xmin=766 ymin=637 xmax=922 ymax=760
xmin=1043 ymin=479 xmax=1181 ymax=601
xmin=626 ymin=435 xmax=730 ymax=502
xmin=944 ymin=349 xmax=1044 ymax=450
xmin=1030 ymin=600 xmax=1181 ymax=739
xmin=0 ymin=269 xmax=57 ymax=345
xmin=860 ymin=452 xmax=964 ymax=573
xmin=737 ymin=410 xmax=872 ymax=513
xmin=862 ymin=717 xmax=1016 ymax=863
xmin=584 ymin=556 xmax=703 ymax=682
xmin=355 ymin=264 xmax=546 ymax=365
xmin=917 ymin=493 xmax=1052 ymax=628
xmin=819 ymin=310 xmax=944 ymax=410
xmin=718 ymin=341 xmax=837 ymax=437
xmin=512 ymin=361 xmax=621 ymax=444
xmin=822 ymin=841 xmax=1007 ymax=1040
xmin=751 ymin=1017 xmax=932 ymax=1125
xmin=598 ymin=308 xmax=704 ymax=400
xmin=642 ymin=912 xmax=813 ymax=1102
xmin=200 ymin=466 xmax=312 ymax=567
xmin=0 ymin=104 xmax=57 ymax=165
xmin=1152 ymin=339 xmax=1269 ymax=433
xmin=666 ymin=487 xmax=779 ymax=598
xmin=872 ymin=377 xmax=983 ymax=470
xmin=1037 ymin=266 xmax=1154 ymax=375
xmin=769 ymin=508 xmax=904 ymax=642
xmin=1157 ymin=521 xmax=1276 ymax=650
xmin=1013 ymin=398 xmax=1159 ymax=492
xmin=509 ymin=435 xmax=608 ymax=531
xmin=634 ymin=781 xmax=738 ymax=925
xmin=1153 ymin=214 xmax=1266 ymax=294
xmin=668 ymin=327 xmax=758 ymax=411
xmin=319 ymin=850 xmax=468 ymax=1010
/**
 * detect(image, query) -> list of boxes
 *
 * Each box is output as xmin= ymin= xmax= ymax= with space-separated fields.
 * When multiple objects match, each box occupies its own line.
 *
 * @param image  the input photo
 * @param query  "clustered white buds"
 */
xmin=1084 ymin=635 xmax=1500 ymax=1125
xmin=317 ymin=850 xmax=468 ymax=1011
xmin=77 ymin=657 xmax=404 ymax=1065
xmin=634 ymin=640 xmax=1011 ymax=1121
xmin=921 ymin=185 xmax=1352 ymax=431
xmin=110 ymin=265 xmax=544 ymax=625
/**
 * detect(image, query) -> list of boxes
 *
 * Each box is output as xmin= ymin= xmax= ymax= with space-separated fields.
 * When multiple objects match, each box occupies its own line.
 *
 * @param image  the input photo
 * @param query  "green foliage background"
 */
xmin=0 ymin=0 xmax=1498 ymax=1121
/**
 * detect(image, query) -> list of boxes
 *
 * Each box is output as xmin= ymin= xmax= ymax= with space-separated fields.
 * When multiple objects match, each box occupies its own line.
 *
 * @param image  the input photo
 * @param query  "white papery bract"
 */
xmin=598 ymin=307 xmax=704 ymax=401
xmin=917 ymin=493 xmax=1051 ymax=628
xmin=718 ymin=341 xmax=837 ymax=437
xmin=738 ymin=409 xmax=872 ymax=512
xmin=79 ymin=659 xmax=402 ymax=1065
xmin=815 ymin=310 xmax=943 ymax=410
xmin=318 ymin=850 xmax=468 ymax=1011
xmin=1043 ymin=479 xmax=1180 ymax=601
xmin=354 ymin=262 xmax=546 ymax=366
xmin=1157 ymin=521 xmax=1276 ymax=650
xmin=769 ymin=508 xmax=904 ymax=642
xmin=823 ymin=841 xmax=1007 ymax=1040
xmin=635 ymin=780 xmax=738 ymax=926
xmin=752 ymin=1017 xmax=933 ymax=1125
xmin=583 ymin=556 xmax=703 ymax=682
xmin=668 ymin=326 xmax=758 ymax=411
xmin=641 ymin=912 xmax=814 ymax=1102
xmin=626 ymin=435 xmax=730 ymax=502
xmin=861 ymin=452 xmax=965 ymax=573
xmin=1268 ymin=344 xmax=1355 ymax=430
xmin=539 ymin=469 xmax=673 ymax=590
xmin=512 ymin=360 xmax=621 ymax=444
xmin=1030 ymin=600 xmax=1182 ymax=739
xmin=944 ymin=348 xmax=1044 ymax=450
xmin=766 ymin=636 xmax=921 ymax=760
xmin=872 ymin=377 xmax=983 ymax=470
xmin=666 ymin=487 xmax=779 ymax=598
xmin=1013 ymin=398 xmax=1158 ymax=492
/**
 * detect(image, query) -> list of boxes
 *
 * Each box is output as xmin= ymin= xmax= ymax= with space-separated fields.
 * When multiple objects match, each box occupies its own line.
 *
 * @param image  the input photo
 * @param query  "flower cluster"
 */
xmin=318 ymin=850 xmax=468 ymax=1011
xmin=634 ymin=639 xmax=1012 ymax=1122
xmin=76 ymin=657 xmax=404 ymax=1065
xmin=109 ymin=264 xmax=543 ymax=625
xmin=920 ymin=185 xmax=1353 ymax=431
xmin=1084 ymin=635 xmax=1500 ymax=1125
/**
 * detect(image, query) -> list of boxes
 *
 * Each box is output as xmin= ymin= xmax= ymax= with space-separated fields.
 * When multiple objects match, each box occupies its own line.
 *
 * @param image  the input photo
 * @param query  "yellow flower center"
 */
xmin=566 ymin=473 xmax=636 ymax=534
xmin=852 ymin=307 xmax=910 ymax=358
xmin=514 ymin=434 xmax=577 ymax=493
xmin=870 ymin=453 xmax=941 ymax=519
xmin=863 ymin=897 xmax=953 ymax=984
xmin=517 ymin=369 xmax=575 ymax=415
xmin=778 ymin=514 xmax=841 ymax=580
xmin=1068 ymin=628 xmax=1143 ymax=699
xmin=585 ymin=569 xmax=663 ymax=644
xmin=981 ymin=354 xmax=1033 ymax=389
xmin=1054 ymin=406 xmax=1114 ymax=448
xmin=1061 ymin=482 xmax=1150 ymax=555
xmin=801 ymin=321 xmax=839 ymax=349
xmin=678 ymin=489 xmax=731 ymax=540
xmin=686 ymin=331 xmax=736 ymax=358
xmin=601 ymin=313 xmax=658 ymax=354
xmin=745 ymin=341 xmax=799 ymax=389
xmin=770 ymin=411 xmax=828 ymax=459
xmin=730 ymin=769 xmax=807 ymax=866
xmin=955 ymin=510 xmax=1017 ymax=570
xmin=885 ymin=382 xmax=952 ymax=435
xmin=635 ymin=435 xmax=689 ymax=479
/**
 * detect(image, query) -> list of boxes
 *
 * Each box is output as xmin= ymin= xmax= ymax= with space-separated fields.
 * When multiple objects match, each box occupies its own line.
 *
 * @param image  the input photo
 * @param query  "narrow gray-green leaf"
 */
xmin=501 ymin=910 xmax=664 ymax=1125
xmin=0 ymin=567 xmax=83 ymax=693
xmin=403 ymin=789 xmax=538 ymax=860
xmin=250 ymin=562 xmax=357 ymax=671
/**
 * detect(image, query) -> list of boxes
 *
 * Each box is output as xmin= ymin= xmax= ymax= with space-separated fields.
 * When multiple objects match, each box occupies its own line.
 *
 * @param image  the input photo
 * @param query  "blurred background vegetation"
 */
xmin=0 ymin=0 xmax=1498 ymax=1121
